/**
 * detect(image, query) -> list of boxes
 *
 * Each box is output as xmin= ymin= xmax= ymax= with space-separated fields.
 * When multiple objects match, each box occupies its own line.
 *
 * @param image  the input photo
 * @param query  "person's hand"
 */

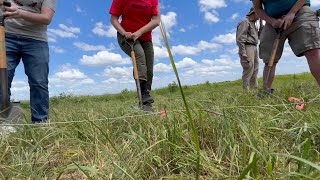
xmin=124 ymin=32 xmax=133 ymax=39
xmin=282 ymin=12 xmax=295 ymax=30
xmin=240 ymin=53 xmax=248 ymax=59
xmin=132 ymin=30 xmax=143 ymax=41
xmin=4 ymin=5 xmax=22 ymax=18
xmin=270 ymin=18 xmax=284 ymax=29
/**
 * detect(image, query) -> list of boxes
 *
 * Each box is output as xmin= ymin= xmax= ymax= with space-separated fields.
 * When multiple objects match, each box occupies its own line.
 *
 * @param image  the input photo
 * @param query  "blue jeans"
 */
xmin=5 ymin=33 xmax=49 ymax=122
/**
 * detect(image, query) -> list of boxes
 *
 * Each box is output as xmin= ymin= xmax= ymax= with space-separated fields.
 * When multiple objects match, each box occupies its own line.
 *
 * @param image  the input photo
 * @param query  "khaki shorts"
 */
xmin=259 ymin=6 xmax=320 ymax=64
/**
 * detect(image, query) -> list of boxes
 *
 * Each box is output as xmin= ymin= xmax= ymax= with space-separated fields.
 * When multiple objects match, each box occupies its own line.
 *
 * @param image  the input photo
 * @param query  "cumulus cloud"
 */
xmin=101 ymin=66 xmax=132 ymax=78
xmin=154 ymin=46 xmax=169 ymax=60
xmin=48 ymin=24 xmax=81 ymax=38
xmin=80 ymin=51 xmax=131 ymax=66
xmin=73 ymin=42 xmax=107 ymax=51
xmin=154 ymin=63 xmax=172 ymax=73
xmin=54 ymin=69 xmax=88 ymax=79
xmin=92 ymin=22 xmax=117 ymax=38
xmin=231 ymin=13 xmax=239 ymax=20
xmin=50 ymin=46 xmax=65 ymax=53
xmin=153 ymin=11 xmax=177 ymax=46
xmin=172 ymin=40 xmax=221 ymax=55
xmin=213 ymin=32 xmax=236 ymax=44
xmin=176 ymin=57 xmax=198 ymax=68
xmin=198 ymin=0 xmax=227 ymax=23
xmin=49 ymin=65 xmax=95 ymax=91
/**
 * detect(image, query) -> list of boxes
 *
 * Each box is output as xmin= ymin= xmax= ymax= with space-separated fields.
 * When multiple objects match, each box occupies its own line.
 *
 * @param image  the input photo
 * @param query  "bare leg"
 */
xmin=263 ymin=63 xmax=277 ymax=90
xmin=304 ymin=49 xmax=320 ymax=86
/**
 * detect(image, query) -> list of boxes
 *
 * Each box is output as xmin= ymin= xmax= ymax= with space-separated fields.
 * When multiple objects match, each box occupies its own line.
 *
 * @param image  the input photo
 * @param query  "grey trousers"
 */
xmin=240 ymin=44 xmax=259 ymax=90
xmin=117 ymin=33 xmax=154 ymax=90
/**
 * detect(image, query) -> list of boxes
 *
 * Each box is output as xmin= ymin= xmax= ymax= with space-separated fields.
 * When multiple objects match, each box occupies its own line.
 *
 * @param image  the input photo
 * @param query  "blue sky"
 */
xmin=9 ymin=0 xmax=320 ymax=100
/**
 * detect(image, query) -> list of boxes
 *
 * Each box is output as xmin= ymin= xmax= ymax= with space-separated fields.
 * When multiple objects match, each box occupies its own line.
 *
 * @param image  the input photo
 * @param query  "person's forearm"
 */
xmin=136 ymin=16 xmax=160 ymax=35
xmin=288 ymin=0 xmax=305 ymax=15
xmin=4 ymin=6 xmax=54 ymax=25
xmin=18 ymin=10 xmax=51 ymax=25
xmin=253 ymin=0 xmax=276 ymax=25
xmin=110 ymin=15 xmax=126 ymax=35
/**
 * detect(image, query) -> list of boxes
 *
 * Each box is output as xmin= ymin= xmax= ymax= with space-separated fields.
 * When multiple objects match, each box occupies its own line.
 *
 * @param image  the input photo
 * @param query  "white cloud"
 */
xmin=55 ymin=69 xmax=87 ymax=79
xmin=103 ymin=78 xmax=118 ymax=84
xmin=12 ymin=80 xmax=28 ymax=86
xmin=154 ymin=46 xmax=169 ymax=60
xmin=92 ymin=22 xmax=117 ymax=38
xmin=49 ymin=66 xmax=95 ymax=91
xmin=73 ymin=42 xmax=107 ymax=51
xmin=213 ymin=32 xmax=236 ymax=44
xmin=198 ymin=0 xmax=227 ymax=23
xmin=80 ymin=51 xmax=130 ymax=66
xmin=101 ymin=66 xmax=132 ymax=79
xmin=48 ymin=24 xmax=81 ymax=38
xmin=231 ymin=13 xmax=239 ymax=20
xmin=176 ymin=57 xmax=198 ymax=68
xmin=154 ymin=63 xmax=172 ymax=73
xmin=171 ymin=40 xmax=221 ymax=55
xmin=204 ymin=11 xmax=220 ymax=23
xmin=179 ymin=28 xmax=186 ymax=32
xmin=199 ymin=0 xmax=227 ymax=10
xmin=50 ymin=46 xmax=65 ymax=53
xmin=48 ymin=37 xmax=56 ymax=43
xmin=153 ymin=11 xmax=177 ymax=46
xmin=59 ymin=24 xmax=80 ymax=33
xmin=76 ymin=5 xmax=85 ymax=14
xmin=172 ymin=45 xmax=202 ymax=55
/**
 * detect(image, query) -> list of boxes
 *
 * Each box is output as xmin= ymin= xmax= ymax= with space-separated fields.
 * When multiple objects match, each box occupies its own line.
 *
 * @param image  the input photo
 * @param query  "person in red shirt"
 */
xmin=110 ymin=0 xmax=160 ymax=112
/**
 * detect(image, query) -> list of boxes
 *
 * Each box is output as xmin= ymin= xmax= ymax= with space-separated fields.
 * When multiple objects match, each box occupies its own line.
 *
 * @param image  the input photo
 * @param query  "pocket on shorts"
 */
xmin=310 ymin=22 xmax=320 ymax=38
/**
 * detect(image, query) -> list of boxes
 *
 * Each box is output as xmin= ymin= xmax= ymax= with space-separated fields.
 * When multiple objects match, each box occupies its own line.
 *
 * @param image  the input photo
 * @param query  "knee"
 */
xmin=305 ymin=49 xmax=320 ymax=59
xmin=29 ymin=79 xmax=48 ymax=88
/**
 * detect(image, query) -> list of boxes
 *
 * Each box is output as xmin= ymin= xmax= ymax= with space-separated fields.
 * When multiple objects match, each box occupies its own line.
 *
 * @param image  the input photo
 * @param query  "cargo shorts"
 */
xmin=259 ymin=6 xmax=320 ymax=64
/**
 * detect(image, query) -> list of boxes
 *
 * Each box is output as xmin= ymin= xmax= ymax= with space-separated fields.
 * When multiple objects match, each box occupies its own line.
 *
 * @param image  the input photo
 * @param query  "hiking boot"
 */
xmin=140 ymin=80 xmax=154 ymax=104
xmin=32 ymin=118 xmax=48 ymax=124
xmin=142 ymin=102 xmax=153 ymax=112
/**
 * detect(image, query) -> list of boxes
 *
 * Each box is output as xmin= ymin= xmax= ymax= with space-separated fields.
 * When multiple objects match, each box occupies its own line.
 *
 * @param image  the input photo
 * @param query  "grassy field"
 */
xmin=0 ymin=73 xmax=320 ymax=179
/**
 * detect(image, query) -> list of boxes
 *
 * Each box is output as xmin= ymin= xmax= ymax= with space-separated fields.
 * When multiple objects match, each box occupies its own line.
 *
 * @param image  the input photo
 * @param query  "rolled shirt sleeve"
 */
xmin=109 ymin=0 xmax=125 ymax=17
xmin=43 ymin=0 xmax=57 ymax=11
xmin=152 ymin=0 xmax=159 ymax=16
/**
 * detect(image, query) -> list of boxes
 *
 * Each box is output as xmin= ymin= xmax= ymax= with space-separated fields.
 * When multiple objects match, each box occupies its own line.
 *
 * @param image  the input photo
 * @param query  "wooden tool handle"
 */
xmin=0 ymin=26 xmax=6 ymax=69
xmin=268 ymin=30 xmax=282 ymax=67
xmin=268 ymin=38 xmax=280 ymax=67
xmin=131 ymin=51 xmax=139 ymax=80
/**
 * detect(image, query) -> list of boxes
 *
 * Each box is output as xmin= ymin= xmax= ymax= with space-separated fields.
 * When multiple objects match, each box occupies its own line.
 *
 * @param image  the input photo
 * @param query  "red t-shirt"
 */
xmin=109 ymin=0 xmax=159 ymax=41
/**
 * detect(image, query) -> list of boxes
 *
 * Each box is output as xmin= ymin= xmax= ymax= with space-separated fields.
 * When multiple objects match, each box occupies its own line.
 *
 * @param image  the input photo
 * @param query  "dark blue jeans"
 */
xmin=5 ymin=33 xmax=49 ymax=122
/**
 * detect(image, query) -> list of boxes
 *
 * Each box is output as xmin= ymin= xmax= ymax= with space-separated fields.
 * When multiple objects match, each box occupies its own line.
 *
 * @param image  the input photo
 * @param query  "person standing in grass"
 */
xmin=252 ymin=0 xmax=320 ymax=92
xmin=0 ymin=0 xmax=57 ymax=123
xmin=236 ymin=7 xmax=260 ymax=91
xmin=109 ymin=0 xmax=160 ymax=112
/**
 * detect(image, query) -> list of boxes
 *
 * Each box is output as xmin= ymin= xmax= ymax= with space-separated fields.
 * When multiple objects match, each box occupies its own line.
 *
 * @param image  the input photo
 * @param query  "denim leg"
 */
xmin=4 ymin=34 xmax=22 ymax=100
xmin=21 ymin=38 xmax=49 ymax=122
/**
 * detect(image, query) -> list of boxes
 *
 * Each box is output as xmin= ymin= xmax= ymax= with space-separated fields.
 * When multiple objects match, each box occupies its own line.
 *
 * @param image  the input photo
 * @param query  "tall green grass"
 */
xmin=0 ymin=72 xmax=320 ymax=179
xmin=160 ymin=21 xmax=201 ymax=180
